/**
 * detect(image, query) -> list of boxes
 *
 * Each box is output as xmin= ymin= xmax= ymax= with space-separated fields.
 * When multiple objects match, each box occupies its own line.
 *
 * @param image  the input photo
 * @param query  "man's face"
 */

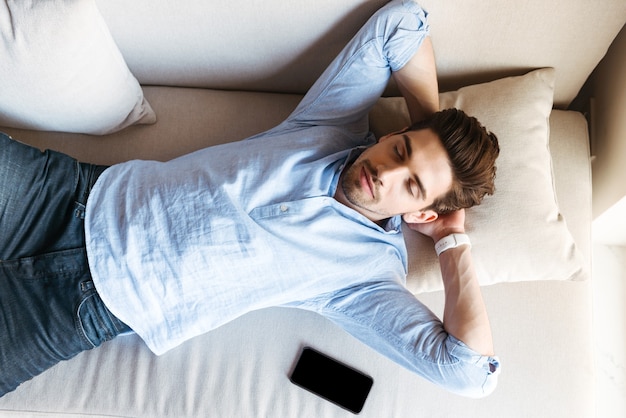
xmin=335 ymin=128 xmax=453 ymax=224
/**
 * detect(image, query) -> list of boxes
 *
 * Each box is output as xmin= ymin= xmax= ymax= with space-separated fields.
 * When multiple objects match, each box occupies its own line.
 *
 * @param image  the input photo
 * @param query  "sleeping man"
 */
xmin=0 ymin=0 xmax=500 ymax=398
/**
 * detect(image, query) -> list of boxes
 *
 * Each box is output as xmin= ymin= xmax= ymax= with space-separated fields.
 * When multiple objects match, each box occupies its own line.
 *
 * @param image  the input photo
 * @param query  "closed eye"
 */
xmin=394 ymin=144 xmax=403 ymax=160
xmin=408 ymin=179 xmax=418 ymax=197
xmin=396 ymin=141 xmax=417 ymax=197
xmin=402 ymin=134 xmax=427 ymax=200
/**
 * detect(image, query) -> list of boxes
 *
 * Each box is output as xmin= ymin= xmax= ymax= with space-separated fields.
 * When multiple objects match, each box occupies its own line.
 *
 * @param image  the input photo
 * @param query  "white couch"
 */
xmin=1 ymin=0 xmax=625 ymax=416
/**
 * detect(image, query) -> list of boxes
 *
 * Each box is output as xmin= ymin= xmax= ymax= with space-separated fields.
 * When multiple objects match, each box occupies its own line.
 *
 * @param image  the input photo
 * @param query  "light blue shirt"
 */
xmin=85 ymin=0 xmax=499 ymax=397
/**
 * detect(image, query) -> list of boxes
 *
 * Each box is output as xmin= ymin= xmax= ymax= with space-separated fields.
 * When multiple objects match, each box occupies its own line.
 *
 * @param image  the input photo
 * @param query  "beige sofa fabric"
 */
xmin=95 ymin=0 xmax=626 ymax=107
xmin=0 ymin=87 xmax=302 ymax=164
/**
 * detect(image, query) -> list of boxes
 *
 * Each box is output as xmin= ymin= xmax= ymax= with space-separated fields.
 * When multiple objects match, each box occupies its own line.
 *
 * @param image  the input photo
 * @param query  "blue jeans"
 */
xmin=0 ymin=132 xmax=129 ymax=396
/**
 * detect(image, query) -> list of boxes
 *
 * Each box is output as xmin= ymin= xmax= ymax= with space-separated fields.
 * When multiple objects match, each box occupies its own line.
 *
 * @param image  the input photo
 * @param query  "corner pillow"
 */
xmin=0 ymin=0 xmax=156 ymax=135
xmin=369 ymin=68 xmax=586 ymax=293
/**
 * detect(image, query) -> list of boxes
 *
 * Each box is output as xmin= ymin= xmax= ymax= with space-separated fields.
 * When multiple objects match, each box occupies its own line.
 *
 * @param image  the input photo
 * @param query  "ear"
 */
xmin=402 ymin=209 xmax=439 ymax=224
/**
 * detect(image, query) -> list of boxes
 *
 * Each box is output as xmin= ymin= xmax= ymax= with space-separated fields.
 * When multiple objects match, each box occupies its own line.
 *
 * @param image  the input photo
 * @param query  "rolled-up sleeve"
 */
xmin=293 ymin=281 xmax=500 ymax=398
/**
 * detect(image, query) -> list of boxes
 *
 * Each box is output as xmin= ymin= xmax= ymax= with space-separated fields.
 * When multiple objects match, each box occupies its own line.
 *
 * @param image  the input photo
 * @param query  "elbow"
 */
xmin=457 ymin=372 xmax=499 ymax=399
xmin=446 ymin=355 xmax=501 ymax=399
xmin=436 ymin=334 xmax=501 ymax=398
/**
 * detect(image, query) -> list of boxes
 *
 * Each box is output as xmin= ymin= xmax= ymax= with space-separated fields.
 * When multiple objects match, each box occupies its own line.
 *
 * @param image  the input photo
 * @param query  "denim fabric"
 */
xmin=0 ymin=132 xmax=129 ymax=396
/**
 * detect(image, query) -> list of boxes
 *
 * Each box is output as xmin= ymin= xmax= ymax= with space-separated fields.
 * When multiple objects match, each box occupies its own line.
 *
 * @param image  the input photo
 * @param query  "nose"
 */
xmin=376 ymin=162 xmax=408 ymax=185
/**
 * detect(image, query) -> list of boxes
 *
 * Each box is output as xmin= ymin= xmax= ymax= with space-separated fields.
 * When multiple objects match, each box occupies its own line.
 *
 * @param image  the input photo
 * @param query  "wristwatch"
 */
xmin=434 ymin=233 xmax=471 ymax=256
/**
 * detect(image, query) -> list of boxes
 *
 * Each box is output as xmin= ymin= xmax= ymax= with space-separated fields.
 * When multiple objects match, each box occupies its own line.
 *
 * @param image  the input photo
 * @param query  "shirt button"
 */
xmin=280 ymin=204 xmax=289 ymax=212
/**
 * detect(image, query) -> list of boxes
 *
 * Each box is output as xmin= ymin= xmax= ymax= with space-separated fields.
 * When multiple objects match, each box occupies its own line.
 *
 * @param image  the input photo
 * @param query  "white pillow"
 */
xmin=370 ymin=68 xmax=586 ymax=293
xmin=0 ymin=0 xmax=156 ymax=135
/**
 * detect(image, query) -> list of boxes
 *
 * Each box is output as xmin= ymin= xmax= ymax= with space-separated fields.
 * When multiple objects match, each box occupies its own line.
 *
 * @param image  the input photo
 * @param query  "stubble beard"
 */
xmin=340 ymin=159 xmax=379 ymax=212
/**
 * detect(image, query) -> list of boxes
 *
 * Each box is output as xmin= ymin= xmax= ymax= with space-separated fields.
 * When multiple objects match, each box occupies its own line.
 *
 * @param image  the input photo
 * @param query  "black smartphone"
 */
xmin=289 ymin=347 xmax=374 ymax=414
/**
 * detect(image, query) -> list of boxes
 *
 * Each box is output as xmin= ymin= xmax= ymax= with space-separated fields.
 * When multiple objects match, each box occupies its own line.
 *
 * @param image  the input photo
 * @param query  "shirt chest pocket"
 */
xmin=249 ymin=198 xmax=332 ymax=221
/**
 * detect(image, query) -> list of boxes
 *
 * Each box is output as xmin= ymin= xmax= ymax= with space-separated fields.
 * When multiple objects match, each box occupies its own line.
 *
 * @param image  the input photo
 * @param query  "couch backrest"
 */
xmin=95 ymin=0 xmax=626 ymax=108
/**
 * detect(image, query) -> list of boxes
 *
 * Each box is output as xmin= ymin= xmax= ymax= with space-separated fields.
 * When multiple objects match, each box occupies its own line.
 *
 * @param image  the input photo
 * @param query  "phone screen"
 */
xmin=290 ymin=347 xmax=374 ymax=414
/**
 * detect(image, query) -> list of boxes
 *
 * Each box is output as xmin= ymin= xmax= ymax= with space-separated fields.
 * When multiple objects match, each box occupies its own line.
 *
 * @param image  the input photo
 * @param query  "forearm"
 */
xmin=439 ymin=245 xmax=494 ymax=356
xmin=393 ymin=36 xmax=439 ymax=123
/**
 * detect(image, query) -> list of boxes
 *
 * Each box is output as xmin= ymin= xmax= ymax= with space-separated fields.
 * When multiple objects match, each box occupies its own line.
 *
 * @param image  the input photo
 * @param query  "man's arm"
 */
xmin=408 ymin=210 xmax=495 ymax=356
xmin=294 ymin=256 xmax=499 ymax=397
xmin=277 ymin=1 xmax=431 ymax=137
xmin=393 ymin=36 xmax=439 ymax=124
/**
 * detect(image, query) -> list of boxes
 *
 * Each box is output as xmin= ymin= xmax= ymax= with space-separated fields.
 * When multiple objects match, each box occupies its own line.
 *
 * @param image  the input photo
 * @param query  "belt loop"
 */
xmin=75 ymin=163 xmax=108 ymax=219
xmin=74 ymin=202 xmax=86 ymax=219
xmin=80 ymin=280 xmax=95 ymax=293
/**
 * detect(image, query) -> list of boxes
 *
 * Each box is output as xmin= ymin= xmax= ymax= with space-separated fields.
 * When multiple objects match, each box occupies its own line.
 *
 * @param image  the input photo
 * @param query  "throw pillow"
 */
xmin=369 ymin=68 xmax=585 ymax=293
xmin=0 ymin=0 xmax=156 ymax=135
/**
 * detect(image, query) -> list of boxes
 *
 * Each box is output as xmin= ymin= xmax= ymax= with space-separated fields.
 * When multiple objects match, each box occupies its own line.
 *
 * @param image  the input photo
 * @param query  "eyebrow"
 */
xmin=402 ymin=134 xmax=427 ymax=200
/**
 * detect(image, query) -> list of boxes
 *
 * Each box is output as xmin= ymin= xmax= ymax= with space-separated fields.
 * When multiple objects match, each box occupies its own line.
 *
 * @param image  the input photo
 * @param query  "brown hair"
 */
xmin=410 ymin=108 xmax=500 ymax=214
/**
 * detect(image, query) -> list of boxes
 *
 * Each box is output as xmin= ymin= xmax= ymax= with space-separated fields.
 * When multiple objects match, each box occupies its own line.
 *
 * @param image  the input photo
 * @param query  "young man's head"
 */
xmin=335 ymin=108 xmax=499 ymax=225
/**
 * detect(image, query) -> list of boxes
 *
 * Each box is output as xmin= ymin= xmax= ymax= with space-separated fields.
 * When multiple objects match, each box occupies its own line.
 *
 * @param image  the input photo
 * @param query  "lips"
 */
xmin=360 ymin=166 xmax=374 ymax=199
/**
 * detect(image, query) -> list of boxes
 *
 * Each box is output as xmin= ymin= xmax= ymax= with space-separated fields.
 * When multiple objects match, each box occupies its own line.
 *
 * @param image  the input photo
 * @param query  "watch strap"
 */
xmin=434 ymin=233 xmax=471 ymax=256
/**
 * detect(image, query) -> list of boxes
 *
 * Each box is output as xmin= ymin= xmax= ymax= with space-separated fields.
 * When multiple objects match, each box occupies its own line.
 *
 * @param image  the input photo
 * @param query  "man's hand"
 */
xmin=405 ymin=209 xmax=466 ymax=243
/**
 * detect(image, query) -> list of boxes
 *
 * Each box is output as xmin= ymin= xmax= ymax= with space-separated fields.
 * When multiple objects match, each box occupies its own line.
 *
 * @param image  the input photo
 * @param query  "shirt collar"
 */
xmin=382 ymin=216 xmax=403 ymax=233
